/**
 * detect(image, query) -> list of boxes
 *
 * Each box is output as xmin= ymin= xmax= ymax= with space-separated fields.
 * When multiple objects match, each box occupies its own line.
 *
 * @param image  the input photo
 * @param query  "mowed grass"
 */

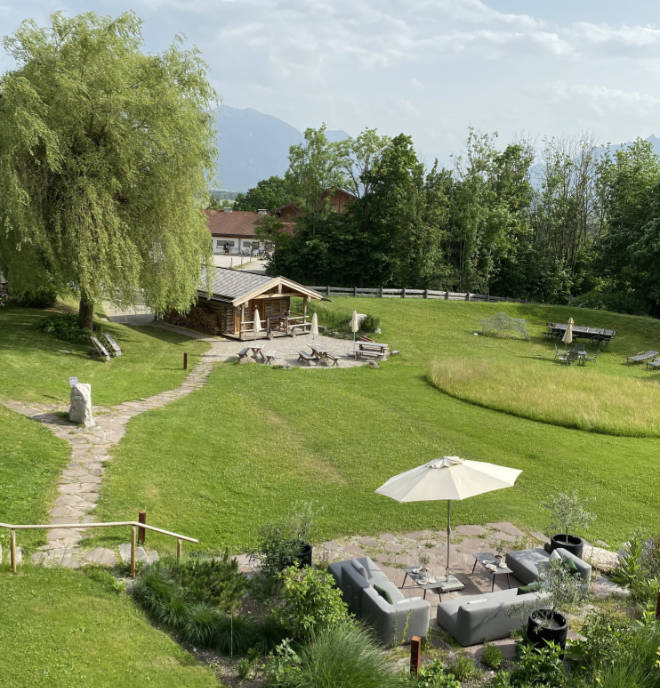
xmin=0 ymin=566 xmax=221 ymax=688
xmin=94 ymin=298 xmax=660 ymax=552
xmin=0 ymin=305 xmax=209 ymax=405
xmin=0 ymin=406 xmax=71 ymax=549
xmin=430 ymin=357 xmax=660 ymax=436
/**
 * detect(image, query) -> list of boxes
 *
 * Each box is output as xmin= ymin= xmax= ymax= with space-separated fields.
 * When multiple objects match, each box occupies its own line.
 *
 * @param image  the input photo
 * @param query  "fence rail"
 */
xmin=308 ymin=285 xmax=517 ymax=302
xmin=0 ymin=520 xmax=198 ymax=577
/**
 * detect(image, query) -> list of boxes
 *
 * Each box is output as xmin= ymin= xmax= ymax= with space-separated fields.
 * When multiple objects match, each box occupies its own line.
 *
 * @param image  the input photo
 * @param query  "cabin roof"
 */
xmin=200 ymin=267 xmax=322 ymax=306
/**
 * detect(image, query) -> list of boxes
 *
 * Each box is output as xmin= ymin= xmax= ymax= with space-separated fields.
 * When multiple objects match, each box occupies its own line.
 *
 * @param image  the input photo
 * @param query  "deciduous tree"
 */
xmin=0 ymin=12 xmax=217 ymax=327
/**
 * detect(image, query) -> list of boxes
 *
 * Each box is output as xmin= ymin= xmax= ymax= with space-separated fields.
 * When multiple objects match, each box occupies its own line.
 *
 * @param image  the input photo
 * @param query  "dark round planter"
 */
xmin=296 ymin=543 xmax=313 ymax=568
xmin=550 ymin=533 xmax=584 ymax=558
xmin=527 ymin=609 xmax=568 ymax=649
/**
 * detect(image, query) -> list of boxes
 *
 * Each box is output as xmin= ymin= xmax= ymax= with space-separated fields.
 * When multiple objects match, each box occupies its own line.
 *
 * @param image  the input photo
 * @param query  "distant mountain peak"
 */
xmin=213 ymin=105 xmax=350 ymax=192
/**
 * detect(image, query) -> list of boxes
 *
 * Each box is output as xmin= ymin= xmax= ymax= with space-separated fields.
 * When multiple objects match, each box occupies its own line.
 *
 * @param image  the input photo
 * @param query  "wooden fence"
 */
xmin=307 ymin=285 xmax=518 ymax=302
xmin=0 ymin=520 xmax=198 ymax=577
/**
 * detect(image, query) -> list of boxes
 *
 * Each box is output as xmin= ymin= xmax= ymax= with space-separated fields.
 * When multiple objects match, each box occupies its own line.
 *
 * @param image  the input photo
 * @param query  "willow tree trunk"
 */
xmin=78 ymin=292 xmax=95 ymax=330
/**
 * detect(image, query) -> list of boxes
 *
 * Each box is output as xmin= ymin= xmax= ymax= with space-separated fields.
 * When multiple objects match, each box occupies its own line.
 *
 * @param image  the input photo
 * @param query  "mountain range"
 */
xmin=213 ymin=104 xmax=660 ymax=193
xmin=213 ymin=105 xmax=349 ymax=193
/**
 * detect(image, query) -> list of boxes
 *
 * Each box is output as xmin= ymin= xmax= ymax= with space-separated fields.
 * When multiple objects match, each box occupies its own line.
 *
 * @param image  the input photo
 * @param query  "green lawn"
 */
xmin=0 ymin=406 xmax=71 ymax=550
xmin=0 ymin=567 xmax=221 ymax=688
xmin=93 ymin=298 xmax=660 ymax=552
xmin=0 ymin=305 xmax=209 ymax=405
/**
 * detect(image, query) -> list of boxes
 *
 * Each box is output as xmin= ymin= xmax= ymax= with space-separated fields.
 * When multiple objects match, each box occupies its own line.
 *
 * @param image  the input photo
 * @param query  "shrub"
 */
xmin=481 ymin=642 xmax=504 ymax=670
xmin=39 ymin=313 xmax=100 ymax=343
xmin=510 ymin=641 xmax=565 ymax=687
xmin=13 ymin=286 xmax=57 ymax=308
xmin=307 ymin=302 xmax=379 ymax=334
xmin=272 ymin=565 xmax=349 ymax=641
xmin=416 ymin=659 xmax=461 ymax=688
xmin=488 ymin=671 xmax=513 ymax=688
xmin=267 ymin=622 xmax=410 ymax=688
xmin=448 ymin=653 xmax=477 ymax=682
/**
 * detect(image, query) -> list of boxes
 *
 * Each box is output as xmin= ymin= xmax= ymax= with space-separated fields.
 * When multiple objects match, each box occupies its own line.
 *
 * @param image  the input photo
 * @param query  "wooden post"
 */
xmin=423 ymin=289 xmax=428 ymax=299
xmin=326 ymin=285 xmax=330 ymax=296
xmin=379 ymin=286 xmax=384 ymax=298
xmin=409 ymin=635 xmax=421 ymax=675
xmin=353 ymin=286 xmax=357 ymax=297
xmin=183 ymin=352 xmax=188 ymax=370
xmin=138 ymin=510 xmax=147 ymax=545
xmin=445 ymin=291 xmax=449 ymax=300
xmin=465 ymin=292 xmax=471 ymax=301
xmin=656 ymin=588 xmax=660 ymax=620
xmin=401 ymin=287 xmax=406 ymax=298
xmin=130 ymin=526 xmax=137 ymax=578
xmin=176 ymin=538 xmax=182 ymax=564
xmin=10 ymin=529 xmax=16 ymax=574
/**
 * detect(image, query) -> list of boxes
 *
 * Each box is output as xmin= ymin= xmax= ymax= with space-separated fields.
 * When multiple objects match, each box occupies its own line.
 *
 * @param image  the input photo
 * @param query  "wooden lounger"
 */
xmin=647 ymin=358 xmax=660 ymax=370
xmin=89 ymin=335 xmax=111 ymax=361
xmin=102 ymin=332 xmax=122 ymax=357
xmin=627 ymin=350 xmax=658 ymax=364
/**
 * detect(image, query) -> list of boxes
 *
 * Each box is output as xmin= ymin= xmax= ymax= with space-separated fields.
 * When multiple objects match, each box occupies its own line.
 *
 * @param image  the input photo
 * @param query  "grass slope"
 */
xmin=94 ymin=299 xmax=660 ymax=551
xmin=0 ymin=567 xmax=221 ymax=688
xmin=0 ymin=305 xmax=209 ymax=405
xmin=0 ymin=406 xmax=71 ymax=550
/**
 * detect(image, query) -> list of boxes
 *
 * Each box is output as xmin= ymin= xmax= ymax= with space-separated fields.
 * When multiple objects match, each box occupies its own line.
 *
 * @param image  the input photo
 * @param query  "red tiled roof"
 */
xmin=205 ymin=210 xmax=294 ymax=238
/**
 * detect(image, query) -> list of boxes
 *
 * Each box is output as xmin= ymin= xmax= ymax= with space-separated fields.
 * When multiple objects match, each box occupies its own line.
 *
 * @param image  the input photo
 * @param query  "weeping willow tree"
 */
xmin=0 ymin=11 xmax=216 ymax=327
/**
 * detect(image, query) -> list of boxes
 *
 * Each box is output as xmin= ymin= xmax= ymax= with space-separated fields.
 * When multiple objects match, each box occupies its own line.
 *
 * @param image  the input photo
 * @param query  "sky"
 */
xmin=2 ymin=0 xmax=660 ymax=164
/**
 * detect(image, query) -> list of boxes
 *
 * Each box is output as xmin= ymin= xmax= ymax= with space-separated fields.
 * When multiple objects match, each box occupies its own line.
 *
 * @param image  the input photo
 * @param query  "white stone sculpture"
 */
xmin=69 ymin=382 xmax=95 ymax=427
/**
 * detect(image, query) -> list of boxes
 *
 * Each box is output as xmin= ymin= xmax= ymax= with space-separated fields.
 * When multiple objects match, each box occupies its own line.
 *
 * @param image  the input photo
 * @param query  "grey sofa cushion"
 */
xmin=506 ymin=547 xmax=592 ymax=593
xmin=437 ymin=588 xmax=551 ymax=646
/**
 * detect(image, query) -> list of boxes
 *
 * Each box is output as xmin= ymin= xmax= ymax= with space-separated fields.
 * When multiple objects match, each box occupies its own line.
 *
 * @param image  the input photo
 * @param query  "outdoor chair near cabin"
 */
xmin=554 ymin=344 xmax=569 ymax=364
xmin=264 ymin=349 xmax=277 ymax=365
xmin=627 ymin=350 xmax=658 ymax=365
xmin=89 ymin=335 xmax=111 ymax=361
xmin=322 ymin=351 xmax=339 ymax=367
xmin=647 ymin=358 xmax=660 ymax=371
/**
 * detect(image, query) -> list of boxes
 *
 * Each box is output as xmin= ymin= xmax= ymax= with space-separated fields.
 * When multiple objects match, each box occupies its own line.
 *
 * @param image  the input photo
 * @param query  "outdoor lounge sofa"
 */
xmin=436 ymin=587 xmax=551 ymax=646
xmin=328 ymin=557 xmax=430 ymax=646
xmin=505 ymin=547 xmax=592 ymax=595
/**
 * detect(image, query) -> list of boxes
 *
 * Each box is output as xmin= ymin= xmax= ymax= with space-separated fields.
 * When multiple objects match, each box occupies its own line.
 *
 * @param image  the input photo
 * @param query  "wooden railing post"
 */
xmin=353 ymin=286 xmax=357 ymax=297
xmin=130 ymin=526 xmax=137 ymax=578
xmin=656 ymin=588 xmax=660 ymax=620
xmin=176 ymin=538 xmax=182 ymax=564
xmin=444 ymin=291 xmax=449 ymax=300
xmin=409 ymin=635 xmax=421 ymax=675
xmin=138 ymin=510 xmax=146 ymax=545
xmin=183 ymin=352 xmax=188 ymax=370
xmin=401 ymin=287 xmax=406 ymax=298
xmin=423 ymin=289 xmax=428 ymax=299
xmin=10 ymin=529 xmax=16 ymax=574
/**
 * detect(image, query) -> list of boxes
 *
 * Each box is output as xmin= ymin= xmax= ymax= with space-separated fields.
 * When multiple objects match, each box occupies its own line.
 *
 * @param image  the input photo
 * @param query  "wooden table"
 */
xmin=546 ymin=323 xmax=615 ymax=346
xmin=249 ymin=343 xmax=265 ymax=362
xmin=401 ymin=567 xmax=464 ymax=600
xmin=471 ymin=552 xmax=513 ymax=591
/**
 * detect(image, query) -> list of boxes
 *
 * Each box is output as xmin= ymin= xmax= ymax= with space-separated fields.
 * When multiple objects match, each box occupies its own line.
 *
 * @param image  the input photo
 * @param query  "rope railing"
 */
xmin=0 ymin=520 xmax=198 ymax=577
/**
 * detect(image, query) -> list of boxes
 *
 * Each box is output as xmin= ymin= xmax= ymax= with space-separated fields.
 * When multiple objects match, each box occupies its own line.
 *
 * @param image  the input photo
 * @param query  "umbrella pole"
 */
xmin=446 ymin=501 xmax=451 ymax=577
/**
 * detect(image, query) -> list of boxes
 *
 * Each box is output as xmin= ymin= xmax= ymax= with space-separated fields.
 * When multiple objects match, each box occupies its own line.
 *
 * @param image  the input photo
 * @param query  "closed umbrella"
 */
xmin=254 ymin=307 xmax=262 ymax=333
xmin=562 ymin=317 xmax=574 ymax=346
xmin=376 ymin=456 xmax=522 ymax=578
xmin=310 ymin=311 xmax=319 ymax=340
xmin=351 ymin=309 xmax=360 ymax=352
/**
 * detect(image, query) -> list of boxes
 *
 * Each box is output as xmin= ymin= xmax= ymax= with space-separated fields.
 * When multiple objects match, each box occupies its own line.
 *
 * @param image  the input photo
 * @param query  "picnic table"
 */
xmin=309 ymin=345 xmax=339 ymax=366
xmin=546 ymin=322 xmax=615 ymax=346
xmin=248 ymin=343 xmax=265 ymax=362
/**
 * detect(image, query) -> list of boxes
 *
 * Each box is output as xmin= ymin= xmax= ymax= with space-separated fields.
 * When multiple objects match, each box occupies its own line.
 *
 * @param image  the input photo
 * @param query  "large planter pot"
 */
xmin=550 ymin=533 xmax=584 ymax=558
xmin=297 ymin=542 xmax=313 ymax=568
xmin=527 ymin=609 xmax=568 ymax=649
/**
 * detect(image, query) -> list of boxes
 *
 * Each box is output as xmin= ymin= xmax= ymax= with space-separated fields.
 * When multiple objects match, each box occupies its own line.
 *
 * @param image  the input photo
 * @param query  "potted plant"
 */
xmin=526 ymin=555 xmax=585 ymax=649
xmin=252 ymin=502 xmax=315 ymax=579
xmin=542 ymin=491 xmax=594 ymax=558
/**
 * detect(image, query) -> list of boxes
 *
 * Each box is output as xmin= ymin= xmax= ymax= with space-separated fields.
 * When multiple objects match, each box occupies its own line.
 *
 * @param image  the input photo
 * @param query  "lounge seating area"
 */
xmin=326 ymin=533 xmax=596 ymax=649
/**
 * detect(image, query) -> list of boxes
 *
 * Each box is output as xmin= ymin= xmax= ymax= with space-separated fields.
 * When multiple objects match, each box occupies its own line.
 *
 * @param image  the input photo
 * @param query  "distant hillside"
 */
xmin=213 ymin=105 xmax=349 ymax=192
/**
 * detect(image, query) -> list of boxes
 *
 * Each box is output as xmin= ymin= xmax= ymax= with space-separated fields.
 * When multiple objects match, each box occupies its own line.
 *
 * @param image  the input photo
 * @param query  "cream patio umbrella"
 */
xmin=310 ymin=311 xmax=319 ymax=340
xmin=562 ymin=317 xmax=574 ymax=346
xmin=253 ymin=307 xmax=262 ymax=334
xmin=375 ymin=456 xmax=522 ymax=579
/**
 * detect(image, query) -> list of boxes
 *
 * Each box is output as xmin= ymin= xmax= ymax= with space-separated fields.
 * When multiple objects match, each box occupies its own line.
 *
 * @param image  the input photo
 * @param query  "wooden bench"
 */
xmin=237 ymin=347 xmax=251 ymax=362
xmin=102 ymin=332 xmax=122 ymax=357
xmin=264 ymin=349 xmax=277 ymax=365
xmin=323 ymin=352 xmax=339 ymax=367
xmin=89 ymin=335 xmax=111 ymax=361
xmin=297 ymin=350 xmax=316 ymax=366
xmin=356 ymin=348 xmax=383 ymax=360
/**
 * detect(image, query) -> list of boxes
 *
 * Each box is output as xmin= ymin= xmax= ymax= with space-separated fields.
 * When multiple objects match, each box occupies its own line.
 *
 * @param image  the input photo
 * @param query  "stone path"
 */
xmin=2 ymin=332 xmax=227 ymax=567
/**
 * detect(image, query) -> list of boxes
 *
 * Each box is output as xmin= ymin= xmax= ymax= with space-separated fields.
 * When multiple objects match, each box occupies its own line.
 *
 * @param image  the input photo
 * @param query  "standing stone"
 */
xmin=69 ymin=383 xmax=95 ymax=427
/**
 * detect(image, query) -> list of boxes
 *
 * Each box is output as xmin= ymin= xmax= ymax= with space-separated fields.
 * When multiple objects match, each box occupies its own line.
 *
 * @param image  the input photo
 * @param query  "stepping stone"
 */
xmin=118 ymin=543 xmax=149 ymax=564
xmin=82 ymin=548 xmax=117 ymax=566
